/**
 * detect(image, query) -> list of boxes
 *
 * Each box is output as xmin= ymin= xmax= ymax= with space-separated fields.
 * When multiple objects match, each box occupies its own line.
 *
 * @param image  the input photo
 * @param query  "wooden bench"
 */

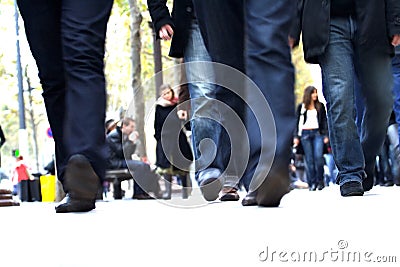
xmin=105 ymin=169 xmax=133 ymax=199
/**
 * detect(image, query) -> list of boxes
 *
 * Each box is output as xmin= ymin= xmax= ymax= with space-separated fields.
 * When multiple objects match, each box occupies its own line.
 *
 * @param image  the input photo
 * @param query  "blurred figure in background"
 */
xmin=154 ymin=85 xmax=193 ymax=199
xmin=12 ymin=156 xmax=30 ymax=201
xmin=0 ymin=125 xmax=5 ymax=167
xmin=294 ymin=86 xmax=329 ymax=191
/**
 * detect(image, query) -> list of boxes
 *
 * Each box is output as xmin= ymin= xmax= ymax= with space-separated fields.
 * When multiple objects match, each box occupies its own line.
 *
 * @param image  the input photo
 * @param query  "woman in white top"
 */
xmin=294 ymin=86 xmax=329 ymax=191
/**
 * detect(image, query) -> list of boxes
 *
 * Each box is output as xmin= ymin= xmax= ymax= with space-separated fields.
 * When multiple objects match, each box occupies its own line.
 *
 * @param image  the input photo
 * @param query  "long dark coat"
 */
xmin=154 ymin=103 xmax=193 ymax=172
xmin=147 ymin=0 xmax=194 ymax=58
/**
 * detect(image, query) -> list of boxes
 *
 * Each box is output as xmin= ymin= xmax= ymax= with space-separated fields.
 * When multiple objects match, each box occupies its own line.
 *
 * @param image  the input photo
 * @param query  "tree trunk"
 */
xmin=128 ymin=0 xmax=146 ymax=157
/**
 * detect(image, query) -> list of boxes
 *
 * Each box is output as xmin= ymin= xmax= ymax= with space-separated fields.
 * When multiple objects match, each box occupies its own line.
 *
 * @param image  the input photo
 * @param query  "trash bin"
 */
xmin=40 ymin=174 xmax=56 ymax=202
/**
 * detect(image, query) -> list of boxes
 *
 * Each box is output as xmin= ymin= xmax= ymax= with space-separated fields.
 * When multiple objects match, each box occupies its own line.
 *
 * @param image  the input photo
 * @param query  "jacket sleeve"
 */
xmin=154 ymin=105 xmax=162 ymax=141
xmin=147 ymin=0 xmax=175 ymax=38
xmin=289 ymin=0 xmax=305 ymax=48
xmin=386 ymin=0 xmax=400 ymax=37
xmin=107 ymin=132 xmax=124 ymax=159
xmin=319 ymin=104 xmax=329 ymax=136
xmin=0 ymin=126 xmax=5 ymax=148
xmin=294 ymin=104 xmax=302 ymax=139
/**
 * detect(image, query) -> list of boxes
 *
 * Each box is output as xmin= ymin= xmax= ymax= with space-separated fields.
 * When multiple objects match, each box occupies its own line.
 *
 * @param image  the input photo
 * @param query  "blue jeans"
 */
xmin=319 ymin=16 xmax=393 ymax=186
xmin=324 ymin=153 xmax=338 ymax=185
xmin=242 ymin=0 xmax=295 ymax=193
xmin=300 ymin=129 xmax=324 ymax=187
xmin=184 ymin=19 xmax=238 ymax=187
xmin=392 ymin=55 xmax=400 ymax=142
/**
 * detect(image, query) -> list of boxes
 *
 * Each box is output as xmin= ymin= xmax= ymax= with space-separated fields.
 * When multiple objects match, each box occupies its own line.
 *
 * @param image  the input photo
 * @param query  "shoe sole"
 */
xmin=342 ymin=191 xmax=364 ymax=197
xmin=55 ymin=198 xmax=95 ymax=213
xmin=64 ymin=154 xmax=100 ymax=201
xmin=200 ymin=178 xmax=222 ymax=201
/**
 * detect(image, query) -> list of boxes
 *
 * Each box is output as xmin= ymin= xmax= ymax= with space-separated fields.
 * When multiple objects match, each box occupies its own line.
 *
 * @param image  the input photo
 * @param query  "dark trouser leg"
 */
xmin=163 ymin=174 xmax=172 ymax=200
xmin=17 ymin=0 xmax=112 ymax=185
xmin=245 ymin=0 xmax=295 ymax=206
xmin=355 ymin=48 xmax=393 ymax=190
xmin=17 ymin=0 xmax=67 ymax=182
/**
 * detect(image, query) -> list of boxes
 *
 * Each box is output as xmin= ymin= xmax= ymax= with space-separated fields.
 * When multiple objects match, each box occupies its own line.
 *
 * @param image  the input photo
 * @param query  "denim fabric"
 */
xmin=392 ymin=55 xmax=400 ymax=141
xmin=324 ymin=153 xmax=338 ymax=185
xmin=300 ymin=129 xmax=324 ymax=187
xmin=183 ymin=19 xmax=224 ymax=185
xmin=242 ymin=0 xmax=296 ymax=192
xmin=319 ymin=16 xmax=393 ymax=186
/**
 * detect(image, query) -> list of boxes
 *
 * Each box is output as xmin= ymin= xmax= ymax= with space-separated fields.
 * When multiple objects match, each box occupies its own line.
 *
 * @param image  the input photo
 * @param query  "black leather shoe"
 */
xmin=256 ymin=169 xmax=291 ymax=207
xmin=363 ymin=166 xmax=374 ymax=192
xmin=55 ymin=194 xmax=95 ymax=213
xmin=220 ymin=187 xmax=240 ymax=201
xmin=317 ymin=182 xmax=325 ymax=190
xmin=340 ymin=181 xmax=364 ymax=197
xmin=132 ymin=193 xmax=153 ymax=200
xmin=55 ymin=154 xmax=100 ymax=213
xmin=241 ymin=191 xmax=257 ymax=206
xmin=200 ymin=177 xmax=222 ymax=201
xmin=383 ymin=181 xmax=394 ymax=187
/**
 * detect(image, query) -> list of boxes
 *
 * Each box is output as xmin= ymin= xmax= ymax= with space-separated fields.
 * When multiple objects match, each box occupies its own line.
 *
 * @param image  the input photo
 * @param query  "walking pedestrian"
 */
xmin=17 ymin=0 xmax=114 ymax=212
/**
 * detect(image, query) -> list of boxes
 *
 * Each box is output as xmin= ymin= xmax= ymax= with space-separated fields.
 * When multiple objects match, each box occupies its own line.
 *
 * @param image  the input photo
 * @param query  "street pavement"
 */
xmin=0 ymin=185 xmax=399 ymax=267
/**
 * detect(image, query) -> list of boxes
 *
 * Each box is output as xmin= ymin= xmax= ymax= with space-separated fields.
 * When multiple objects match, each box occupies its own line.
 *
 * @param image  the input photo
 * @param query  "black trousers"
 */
xmin=17 ymin=0 xmax=113 ymax=183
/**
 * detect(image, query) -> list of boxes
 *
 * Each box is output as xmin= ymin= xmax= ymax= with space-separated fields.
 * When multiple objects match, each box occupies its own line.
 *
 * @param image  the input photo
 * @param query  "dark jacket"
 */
xmin=147 ymin=0 xmax=195 ymax=58
xmin=290 ymin=0 xmax=400 ymax=64
xmin=106 ymin=127 xmax=137 ymax=169
xmin=0 ymin=125 xmax=5 ymax=148
xmin=294 ymin=103 xmax=328 ymax=138
xmin=154 ymin=103 xmax=193 ymax=170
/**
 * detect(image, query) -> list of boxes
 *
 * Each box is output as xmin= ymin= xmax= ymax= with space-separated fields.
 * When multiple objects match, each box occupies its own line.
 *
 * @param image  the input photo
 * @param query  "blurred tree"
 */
xmin=291 ymin=42 xmax=314 ymax=106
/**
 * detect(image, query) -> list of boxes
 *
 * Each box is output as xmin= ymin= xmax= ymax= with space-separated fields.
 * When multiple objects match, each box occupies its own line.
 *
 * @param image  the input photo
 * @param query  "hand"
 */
xmin=293 ymin=138 xmax=300 ymax=146
xmin=177 ymin=110 xmax=187 ymax=120
xmin=392 ymin=34 xmax=400 ymax=47
xmin=159 ymin=24 xmax=174 ymax=40
xmin=129 ymin=131 xmax=139 ymax=142
xmin=288 ymin=36 xmax=296 ymax=49
xmin=324 ymin=137 xmax=329 ymax=144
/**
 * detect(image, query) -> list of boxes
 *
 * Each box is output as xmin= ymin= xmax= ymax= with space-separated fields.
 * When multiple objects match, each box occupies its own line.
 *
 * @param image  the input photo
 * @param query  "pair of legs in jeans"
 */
xmin=319 ymin=16 xmax=393 ymax=195
xmin=184 ymin=19 xmax=242 ymax=200
xmin=300 ymin=129 xmax=324 ymax=190
xmin=192 ymin=0 xmax=296 ymax=206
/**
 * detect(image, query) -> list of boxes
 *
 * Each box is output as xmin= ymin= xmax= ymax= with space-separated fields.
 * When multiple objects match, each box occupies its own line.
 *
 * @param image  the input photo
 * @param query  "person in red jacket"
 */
xmin=12 ymin=156 xmax=30 ymax=201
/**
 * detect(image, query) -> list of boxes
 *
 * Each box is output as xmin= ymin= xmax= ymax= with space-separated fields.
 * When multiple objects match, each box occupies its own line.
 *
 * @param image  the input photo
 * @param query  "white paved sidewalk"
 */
xmin=0 ymin=185 xmax=399 ymax=267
